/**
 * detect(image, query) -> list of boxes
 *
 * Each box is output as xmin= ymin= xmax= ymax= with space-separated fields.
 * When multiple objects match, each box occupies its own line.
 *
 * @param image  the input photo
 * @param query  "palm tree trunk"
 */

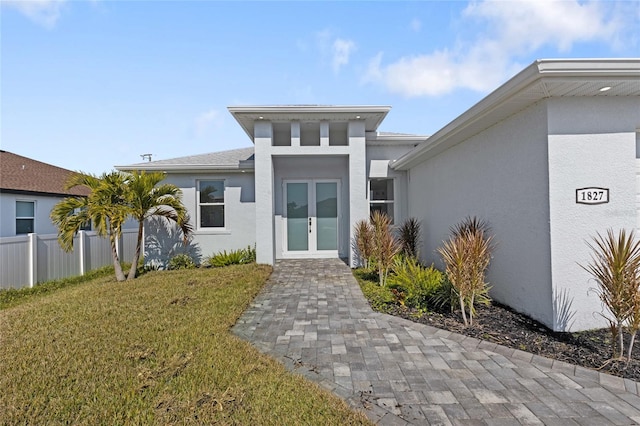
xmin=127 ymin=221 xmax=144 ymax=280
xmin=628 ymin=331 xmax=636 ymax=362
xmin=110 ymin=234 xmax=126 ymax=282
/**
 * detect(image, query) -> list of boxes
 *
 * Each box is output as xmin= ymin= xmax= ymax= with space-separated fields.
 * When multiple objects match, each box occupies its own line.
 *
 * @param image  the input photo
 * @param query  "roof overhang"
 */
xmin=115 ymin=162 xmax=255 ymax=173
xmin=392 ymin=58 xmax=640 ymax=170
xmin=366 ymin=131 xmax=428 ymax=146
xmin=228 ymin=105 xmax=392 ymax=140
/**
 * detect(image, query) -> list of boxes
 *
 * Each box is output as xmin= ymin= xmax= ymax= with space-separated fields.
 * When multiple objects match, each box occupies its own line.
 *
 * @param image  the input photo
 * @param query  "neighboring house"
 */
xmin=0 ymin=151 xmax=90 ymax=237
xmin=117 ymin=58 xmax=640 ymax=332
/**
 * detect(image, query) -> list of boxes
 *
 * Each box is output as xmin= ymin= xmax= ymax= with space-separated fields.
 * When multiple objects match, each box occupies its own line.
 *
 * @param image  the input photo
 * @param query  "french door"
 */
xmin=284 ymin=180 xmax=339 ymax=256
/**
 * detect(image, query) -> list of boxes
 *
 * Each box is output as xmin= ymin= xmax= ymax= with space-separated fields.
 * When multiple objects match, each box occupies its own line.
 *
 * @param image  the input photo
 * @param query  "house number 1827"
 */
xmin=576 ymin=187 xmax=609 ymax=205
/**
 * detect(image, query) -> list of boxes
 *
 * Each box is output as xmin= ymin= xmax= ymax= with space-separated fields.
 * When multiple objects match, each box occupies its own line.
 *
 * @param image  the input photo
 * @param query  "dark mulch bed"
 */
xmin=381 ymin=302 xmax=640 ymax=382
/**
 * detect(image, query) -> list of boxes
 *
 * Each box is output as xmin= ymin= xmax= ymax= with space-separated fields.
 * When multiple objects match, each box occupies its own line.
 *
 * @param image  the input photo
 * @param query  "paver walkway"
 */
xmin=233 ymin=259 xmax=640 ymax=425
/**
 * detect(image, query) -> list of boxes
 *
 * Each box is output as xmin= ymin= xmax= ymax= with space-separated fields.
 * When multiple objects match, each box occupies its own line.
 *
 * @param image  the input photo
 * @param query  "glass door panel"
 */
xmin=315 ymin=182 xmax=338 ymax=250
xmin=286 ymin=182 xmax=309 ymax=251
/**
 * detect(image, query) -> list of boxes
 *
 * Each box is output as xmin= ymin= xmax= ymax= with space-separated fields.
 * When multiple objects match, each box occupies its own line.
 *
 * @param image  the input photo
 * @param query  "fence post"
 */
xmin=28 ymin=233 xmax=37 ymax=288
xmin=78 ymin=230 xmax=86 ymax=276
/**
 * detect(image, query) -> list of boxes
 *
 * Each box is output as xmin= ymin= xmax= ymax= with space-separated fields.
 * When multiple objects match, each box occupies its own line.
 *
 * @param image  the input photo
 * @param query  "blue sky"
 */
xmin=2 ymin=1 xmax=638 ymax=174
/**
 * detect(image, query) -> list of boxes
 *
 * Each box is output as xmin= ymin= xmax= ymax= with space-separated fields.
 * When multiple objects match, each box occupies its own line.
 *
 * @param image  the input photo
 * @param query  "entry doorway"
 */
xmin=283 ymin=179 xmax=340 ymax=257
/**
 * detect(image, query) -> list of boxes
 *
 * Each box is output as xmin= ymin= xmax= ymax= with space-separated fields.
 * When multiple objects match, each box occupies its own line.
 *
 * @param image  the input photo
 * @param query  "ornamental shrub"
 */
xmin=387 ymin=257 xmax=443 ymax=309
xmin=437 ymin=216 xmax=495 ymax=326
xmin=206 ymin=246 xmax=256 ymax=268
xmin=167 ymin=253 xmax=196 ymax=270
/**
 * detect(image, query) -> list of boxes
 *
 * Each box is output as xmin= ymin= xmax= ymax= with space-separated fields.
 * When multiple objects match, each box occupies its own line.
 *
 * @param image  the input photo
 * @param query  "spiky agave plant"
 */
xmin=582 ymin=229 xmax=640 ymax=360
xmin=399 ymin=217 xmax=422 ymax=259
xmin=439 ymin=233 xmax=472 ymax=326
xmin=370 ymin=211 xmax=400 ymax=287
xmin=451 ymin=216 xmax=491 ymax=239
xmin=353 ymin=219 xmax=374 ymax=269
xmin=626 ymin=290 xmax=640 ymax=361
xmin=438 ymin=216 xmax=494 ymax=326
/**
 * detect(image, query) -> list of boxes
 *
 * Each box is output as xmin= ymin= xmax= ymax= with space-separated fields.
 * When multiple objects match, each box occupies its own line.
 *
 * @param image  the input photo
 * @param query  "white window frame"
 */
xmin=197 ymin=179 xmax=226 ymax=230
xmin=368 ymin=178 xmax=395 ymax=224
xmin=73 ymin=207 xmax=92 ymax=231
xmin=16 ymin=200 xmax=35 ymax=235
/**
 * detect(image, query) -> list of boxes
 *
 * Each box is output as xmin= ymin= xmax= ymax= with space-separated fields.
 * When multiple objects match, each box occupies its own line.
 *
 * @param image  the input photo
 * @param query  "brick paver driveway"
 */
xmin=233 ymin=259 xmax=640 ymax=425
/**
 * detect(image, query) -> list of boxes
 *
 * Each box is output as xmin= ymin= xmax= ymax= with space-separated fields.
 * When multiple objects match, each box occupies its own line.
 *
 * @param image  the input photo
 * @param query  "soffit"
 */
xmin=228 ymin=106 xmax=391 ymax=140
xmin=443 ymin=78 xmax=640 ymax=152
xmin=392 ymin=59 xmax=640 ymax=170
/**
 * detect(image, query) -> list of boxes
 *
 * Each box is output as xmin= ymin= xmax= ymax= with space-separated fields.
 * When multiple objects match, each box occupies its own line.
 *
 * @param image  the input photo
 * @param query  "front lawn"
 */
xmin=0 ymin=265 xmax=371 ymax=424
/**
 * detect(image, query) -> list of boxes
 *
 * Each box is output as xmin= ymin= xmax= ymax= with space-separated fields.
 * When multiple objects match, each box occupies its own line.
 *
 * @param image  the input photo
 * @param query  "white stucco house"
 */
xmin=117 ymin=58 xmax=640 ymax=332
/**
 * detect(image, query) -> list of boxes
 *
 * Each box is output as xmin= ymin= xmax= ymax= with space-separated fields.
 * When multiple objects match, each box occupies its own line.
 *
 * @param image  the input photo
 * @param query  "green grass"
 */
xmin=352 ymin=268 xmax=397 ymax=312
xmin=0 ymin=264 xmax=117 ymax=310
xmin=0 ymin=264 xmax=371 ymax=425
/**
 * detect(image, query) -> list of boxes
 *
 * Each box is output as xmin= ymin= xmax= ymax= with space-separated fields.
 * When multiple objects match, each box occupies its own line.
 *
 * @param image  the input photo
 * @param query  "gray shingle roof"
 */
xmin=116 ymin=147 xmax=255 ymax=171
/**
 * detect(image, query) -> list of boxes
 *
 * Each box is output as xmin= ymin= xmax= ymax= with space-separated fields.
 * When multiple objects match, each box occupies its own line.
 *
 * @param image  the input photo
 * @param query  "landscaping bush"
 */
xmin=582 ymin=228 xmax=640 ymax=360
xmin=167 ymin=253 xmax=197 ymax=270
xmin=206 ymin=246 xmax=255 ymax=268
xmin=370 ymin=211 xmax=401 ymax=286
xmin=432 ymin=274 xmax=490 ymax=314
xmin=387 ymin=257 xmax=443 ymax=310
xmin=244 ymin=245 xmax=257 ymax=263
xmin=354 ymin=269 xmax=396 ymax=311
xmin=398 ymin=217 xmax=422 ymax=259
xmin=353 ymin=219 xmax=374 ymax=268
xmin=437 ymin=216 xmax=495 ymax=326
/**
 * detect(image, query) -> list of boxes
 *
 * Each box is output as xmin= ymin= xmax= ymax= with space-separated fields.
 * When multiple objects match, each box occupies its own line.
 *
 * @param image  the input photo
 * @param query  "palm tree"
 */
xmin=51 ymin=172 xmax=130 ymax=282
xmin=125 ymin=171 xmax=192 ymax=280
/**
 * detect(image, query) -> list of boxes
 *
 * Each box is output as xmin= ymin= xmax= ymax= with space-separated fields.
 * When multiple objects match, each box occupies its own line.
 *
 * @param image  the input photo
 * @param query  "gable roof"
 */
xmin=392 ymin=58 xmax=640 ymax=170
xmin=115 ymin=147 xmax=255 ymax=173
xmin=0 ymin=150 xmax=90 ymax=197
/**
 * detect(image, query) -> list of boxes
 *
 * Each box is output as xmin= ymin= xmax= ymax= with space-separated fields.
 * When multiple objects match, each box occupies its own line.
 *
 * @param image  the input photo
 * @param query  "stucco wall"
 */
xmin=161 ymin=173 xmax=256 ymax=262
xmin=547 ymin=97 xmax=640 ymax=331
xmin=408 ymin=102 xmax=555 ymax=328
xmin=0 ymin=193 xmax=66 ymax=237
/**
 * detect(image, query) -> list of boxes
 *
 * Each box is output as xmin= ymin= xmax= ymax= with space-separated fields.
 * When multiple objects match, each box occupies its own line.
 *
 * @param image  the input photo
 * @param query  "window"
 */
xmin=369 ymin=179 xmax=394 ymax=223
xmin=73 ymin=207 xmax=92 ymax=231
xmin=199 ymin=180 xmax=225 ymax=228
xmin=16 ymin=201 xmax=35 ymax=234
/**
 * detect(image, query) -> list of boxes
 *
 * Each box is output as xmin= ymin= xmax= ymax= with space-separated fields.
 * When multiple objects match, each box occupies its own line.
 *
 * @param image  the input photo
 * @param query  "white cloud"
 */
xmin=364 ymin=0 xmax=632 ymax=97
xmin=332 ymin=38 xmax=356 ymax=73
xmin=463 ymin=0 xmax=621 ymax=52
xmin=3 ymin=0 xmax=67 ymax=29
xmin=194 ymin=109 xmax=222 ymax=138
xmin=410 ymin=18 xmax=422 ymax=32
xmin=316 ymin=29 xmax=356 ymax=74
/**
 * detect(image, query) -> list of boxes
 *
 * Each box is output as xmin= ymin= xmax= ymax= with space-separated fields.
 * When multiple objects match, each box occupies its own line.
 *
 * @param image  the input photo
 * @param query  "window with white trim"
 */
xmin=73 ymin=207 xmax=92 ymax=231
xmin=198 ymin=180 xmax=225 ymax=228
xmin=369 ymin=179 xmax=394 ymax=223
xmin=16 ymin=200 xmax=35 ymax=234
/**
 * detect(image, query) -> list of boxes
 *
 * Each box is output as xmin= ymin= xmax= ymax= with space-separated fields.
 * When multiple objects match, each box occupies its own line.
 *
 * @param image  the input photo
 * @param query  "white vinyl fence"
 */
xmin=0 ymin=230 xmax=137 ymax=290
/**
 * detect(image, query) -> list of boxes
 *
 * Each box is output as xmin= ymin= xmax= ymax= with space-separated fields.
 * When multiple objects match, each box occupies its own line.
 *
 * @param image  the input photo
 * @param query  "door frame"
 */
xmin=282 ymin=179 xmax=341 ymax=258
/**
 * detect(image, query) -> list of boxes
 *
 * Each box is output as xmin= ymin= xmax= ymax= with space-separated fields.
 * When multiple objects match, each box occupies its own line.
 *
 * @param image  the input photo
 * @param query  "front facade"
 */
xmin=117 ymin=58 xmax=640 ymax=332
xmin=118 ymin=109 xmax=422 ymax=266
xmin=230 ymin=106 xmax=421 ymax=266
